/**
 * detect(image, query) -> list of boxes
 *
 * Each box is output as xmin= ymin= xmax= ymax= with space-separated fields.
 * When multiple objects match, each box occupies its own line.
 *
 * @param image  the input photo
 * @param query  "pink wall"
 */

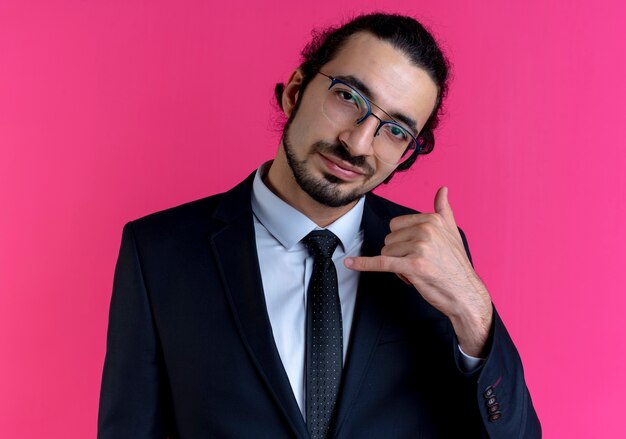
xmin=1 ymin=0 xmax=624 ymax=437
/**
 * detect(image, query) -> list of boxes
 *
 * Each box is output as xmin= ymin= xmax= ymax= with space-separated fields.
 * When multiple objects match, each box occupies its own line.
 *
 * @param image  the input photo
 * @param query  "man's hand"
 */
xmin=345 ymin=187 xmax=493 ymax=357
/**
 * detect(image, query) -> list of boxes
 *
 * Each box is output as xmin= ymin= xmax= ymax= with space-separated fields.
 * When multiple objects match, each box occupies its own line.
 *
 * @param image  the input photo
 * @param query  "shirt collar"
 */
xmin=251 ymin=161 xmax=365 ymax=252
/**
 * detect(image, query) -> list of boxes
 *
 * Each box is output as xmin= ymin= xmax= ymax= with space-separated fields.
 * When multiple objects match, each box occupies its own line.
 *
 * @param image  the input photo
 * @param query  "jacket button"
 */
xmin=483 ymin=386 xmax=494 ymax=398
xmin=488 ymin=412 xmax=502 ymax=422
xmin=488 ymin=403 xmax=500 ymax=413
xmin=486 ymin=396 xmax=497 ymax=406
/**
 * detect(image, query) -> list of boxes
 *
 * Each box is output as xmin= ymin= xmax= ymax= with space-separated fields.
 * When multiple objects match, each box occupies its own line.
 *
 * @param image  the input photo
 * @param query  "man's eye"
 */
xmin=338 ymin=90 xmax=356 ymax=102
xmin=387 ymin=125 xmax=409 ymax=141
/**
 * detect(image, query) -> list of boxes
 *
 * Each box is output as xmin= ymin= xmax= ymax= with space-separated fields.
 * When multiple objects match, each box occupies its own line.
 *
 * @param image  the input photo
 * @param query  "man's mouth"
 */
xmin=318 ymin=152 xmax=367 ymax=181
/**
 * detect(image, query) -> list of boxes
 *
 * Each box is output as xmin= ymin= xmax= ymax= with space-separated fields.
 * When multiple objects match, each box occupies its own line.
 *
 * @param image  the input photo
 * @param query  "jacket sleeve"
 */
xmin=456 ymin=228 xmax=542 ymax=438
xmin=466 ymin=308 xmax=542 ymax=438
xmin=98 ymin=222 xmax=171 ymax=438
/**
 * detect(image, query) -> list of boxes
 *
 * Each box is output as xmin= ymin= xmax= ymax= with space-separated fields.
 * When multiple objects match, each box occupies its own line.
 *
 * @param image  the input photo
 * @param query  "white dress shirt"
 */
xmin=250 ymin=163 xmax=482 ymax=418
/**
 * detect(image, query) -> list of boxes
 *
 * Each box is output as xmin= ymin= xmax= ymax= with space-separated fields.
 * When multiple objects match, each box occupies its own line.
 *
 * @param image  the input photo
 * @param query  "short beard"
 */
xmin=282 ymin=126 xmax=377 ymax=208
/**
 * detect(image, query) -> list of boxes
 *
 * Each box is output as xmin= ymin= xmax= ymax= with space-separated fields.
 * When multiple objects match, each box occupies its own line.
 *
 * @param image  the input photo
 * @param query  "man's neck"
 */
xmin=263 ymin=159 xmax=359 ymax=228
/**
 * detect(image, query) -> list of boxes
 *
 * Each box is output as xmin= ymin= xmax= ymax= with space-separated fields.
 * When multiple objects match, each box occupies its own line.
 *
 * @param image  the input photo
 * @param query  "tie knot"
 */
xmin=302 ymin=230 xmax=340 ymax=259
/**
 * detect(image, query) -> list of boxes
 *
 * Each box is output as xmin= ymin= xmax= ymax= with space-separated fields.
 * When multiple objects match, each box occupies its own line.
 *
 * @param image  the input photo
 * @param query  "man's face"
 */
xmin=280 ymin=32 xmax=439 ymax=208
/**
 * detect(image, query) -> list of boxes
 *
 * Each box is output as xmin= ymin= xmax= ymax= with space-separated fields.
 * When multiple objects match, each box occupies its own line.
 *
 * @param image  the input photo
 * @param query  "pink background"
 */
xmin=1 ymin=0 xmax=625 ymax=437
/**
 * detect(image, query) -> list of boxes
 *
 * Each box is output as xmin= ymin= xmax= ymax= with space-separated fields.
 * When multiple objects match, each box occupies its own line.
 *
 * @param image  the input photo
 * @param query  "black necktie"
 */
xmin=302 ymin=230 xmax=343 ymax=439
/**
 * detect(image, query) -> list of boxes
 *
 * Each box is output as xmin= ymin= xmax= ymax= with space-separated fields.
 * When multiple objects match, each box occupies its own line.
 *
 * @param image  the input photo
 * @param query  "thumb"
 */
xmin=434 ymin=186 xmax=456 ymax=227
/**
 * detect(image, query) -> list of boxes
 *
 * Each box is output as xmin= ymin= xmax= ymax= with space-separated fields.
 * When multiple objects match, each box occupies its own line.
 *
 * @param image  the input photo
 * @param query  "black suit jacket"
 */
xmin=98 ymin=171 xmax=541 ymax=438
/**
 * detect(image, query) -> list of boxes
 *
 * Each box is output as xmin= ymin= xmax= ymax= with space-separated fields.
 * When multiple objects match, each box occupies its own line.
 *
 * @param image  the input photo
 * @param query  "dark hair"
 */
xmin=275 ymin=13 xmax=450 ymax=173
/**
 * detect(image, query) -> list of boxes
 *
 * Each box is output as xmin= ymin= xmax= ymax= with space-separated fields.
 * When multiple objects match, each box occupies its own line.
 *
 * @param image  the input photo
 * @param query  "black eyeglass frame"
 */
xmin=317 ymin=71 xmax=424 ymax=162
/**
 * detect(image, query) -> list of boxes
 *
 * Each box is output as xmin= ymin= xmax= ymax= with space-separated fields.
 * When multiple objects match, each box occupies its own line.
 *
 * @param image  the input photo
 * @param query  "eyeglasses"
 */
xmin=317 ymin=72 xmax=422 ymax=165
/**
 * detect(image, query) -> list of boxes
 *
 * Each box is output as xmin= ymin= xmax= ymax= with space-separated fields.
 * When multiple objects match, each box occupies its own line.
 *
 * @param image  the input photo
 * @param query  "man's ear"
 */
xmin=282 ymin=69 xmax=304 ymax=118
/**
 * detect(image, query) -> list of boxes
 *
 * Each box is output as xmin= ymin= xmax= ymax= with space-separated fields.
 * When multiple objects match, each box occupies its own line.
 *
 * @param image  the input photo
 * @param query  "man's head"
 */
xmin=271 ymin=13 xmax=449 ymax=209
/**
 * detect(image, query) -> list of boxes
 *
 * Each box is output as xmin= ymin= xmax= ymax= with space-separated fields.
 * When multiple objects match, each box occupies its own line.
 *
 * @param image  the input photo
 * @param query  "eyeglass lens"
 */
xmin=321 ymin=80 xmax=417 ymax=165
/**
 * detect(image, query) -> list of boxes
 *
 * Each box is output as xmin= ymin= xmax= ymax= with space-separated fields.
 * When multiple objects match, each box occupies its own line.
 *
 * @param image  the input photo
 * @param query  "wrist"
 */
xmin=449 ymin=297 xmax=493 ymax=357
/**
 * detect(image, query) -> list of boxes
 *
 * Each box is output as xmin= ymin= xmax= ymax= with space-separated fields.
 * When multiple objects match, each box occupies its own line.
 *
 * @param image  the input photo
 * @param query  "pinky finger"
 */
xmin=344 ymin=255 xmax=400 ymax=273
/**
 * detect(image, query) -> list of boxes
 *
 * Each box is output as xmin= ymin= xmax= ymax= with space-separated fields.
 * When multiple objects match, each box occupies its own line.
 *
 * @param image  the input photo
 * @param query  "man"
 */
xmin=98 ymin=13 xmax=541 ymax=438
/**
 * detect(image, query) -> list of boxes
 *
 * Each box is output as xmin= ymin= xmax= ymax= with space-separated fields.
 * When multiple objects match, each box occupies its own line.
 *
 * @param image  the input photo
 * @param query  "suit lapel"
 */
xmin=331 ymin=195 xmax=391 ymax=438
xmin=209 ymin=173 xmax=309 ymax=439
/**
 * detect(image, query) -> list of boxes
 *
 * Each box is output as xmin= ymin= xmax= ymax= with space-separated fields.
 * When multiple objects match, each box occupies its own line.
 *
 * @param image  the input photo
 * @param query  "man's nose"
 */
xmin=337 ymin=114 xmax=379 ymax=157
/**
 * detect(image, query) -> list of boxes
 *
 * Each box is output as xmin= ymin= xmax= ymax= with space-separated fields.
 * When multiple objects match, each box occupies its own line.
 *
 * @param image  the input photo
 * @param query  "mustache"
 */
xmin=312 ymin=141 xmax=375 ymax=176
